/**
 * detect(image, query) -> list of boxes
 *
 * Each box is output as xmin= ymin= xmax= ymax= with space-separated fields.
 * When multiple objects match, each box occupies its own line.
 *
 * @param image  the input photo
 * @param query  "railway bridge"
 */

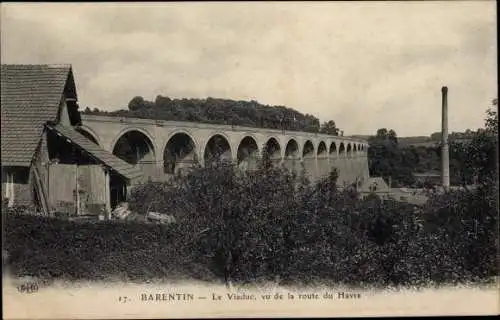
xmin=77 ymin=114 xmax=370 ymax=186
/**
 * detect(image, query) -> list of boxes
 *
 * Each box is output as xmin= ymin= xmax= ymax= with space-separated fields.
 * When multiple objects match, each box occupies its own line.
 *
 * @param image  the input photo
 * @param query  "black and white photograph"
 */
xmin=1 ymin=1 xmax=498 ymax=318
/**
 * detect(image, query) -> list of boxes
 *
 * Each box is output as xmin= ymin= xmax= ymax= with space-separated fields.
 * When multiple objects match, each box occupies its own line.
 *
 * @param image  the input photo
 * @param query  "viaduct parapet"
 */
xmin=78 ymin=114 xmax=370 ymax=186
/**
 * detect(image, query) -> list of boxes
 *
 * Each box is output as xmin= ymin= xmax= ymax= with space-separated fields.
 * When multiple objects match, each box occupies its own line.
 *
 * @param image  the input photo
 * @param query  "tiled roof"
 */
xmin=47 ymin=124 xmax=143 ymax=182
xmin=1 ymin=64 xmax=74 ymax=166
xmin=359 ymin=177 xmax=390 ymax=193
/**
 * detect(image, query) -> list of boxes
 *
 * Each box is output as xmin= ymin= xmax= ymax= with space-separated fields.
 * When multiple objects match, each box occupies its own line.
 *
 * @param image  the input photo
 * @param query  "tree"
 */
xmin=387 ymin=129 xmax=398 ymax=145
xmin=467 ymin=100 xmax=498 ymax=185
xmin=90 ymin=95 xmax=335 ymax=133
xmin=449 ymin=140 xmax=474 ymax=186
xmin=485 ymin=99 xmax=498 ymax=134
xmin=368 ymin=128 xmax=414 ymax=187
xmin=376 ymin=128 xmax=388 ymax=138
xmin=430 ymin=132 xmax=441 ymax=141
xmin=319 ymin=120 xmax=339 ymax=136
xmin=128 ymin=96 xmax=146 ymax=111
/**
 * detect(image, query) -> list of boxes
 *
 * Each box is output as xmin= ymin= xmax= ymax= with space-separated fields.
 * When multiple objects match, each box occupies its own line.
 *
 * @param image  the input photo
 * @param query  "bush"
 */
xmin=124 ymin=153 xmax=497 ymax=287
xmin=4 ymin=152 xmax=498 ymax=287
xmin=3 ymin=213 xmax=191 ymax=281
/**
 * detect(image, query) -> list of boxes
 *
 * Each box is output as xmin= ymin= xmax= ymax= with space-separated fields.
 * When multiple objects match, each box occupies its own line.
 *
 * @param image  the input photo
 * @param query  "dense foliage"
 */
xmin=367 ymin=129 xmax=415 ymax=187
xmin=367 ymin=99 xmax=498 ymax=188
xmin=367 ymin=128 xmax=441 ymax=187
xmin=5 ymin=144 xmax=498 ymax=287
xmin=3 ymin=215 xmax=185 ymax=281
xmin=82 ymin=96 xmax=341 ymax=134
xmin=4 ymin=101 xmax=497 ymax=288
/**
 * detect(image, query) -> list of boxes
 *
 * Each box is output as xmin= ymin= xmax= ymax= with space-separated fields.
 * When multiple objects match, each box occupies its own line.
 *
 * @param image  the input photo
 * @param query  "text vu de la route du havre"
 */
xmin=116 ymin=291 xmax=362 ymax=303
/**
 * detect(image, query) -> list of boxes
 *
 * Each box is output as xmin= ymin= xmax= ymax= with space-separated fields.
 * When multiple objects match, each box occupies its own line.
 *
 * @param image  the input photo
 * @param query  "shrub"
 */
xmin=3 ymin=213 xmax=185 ymax=281
xmin=123 ymin=152 xmax=497 ymax=286
xmin=4 ymin=151 xmax=498 ymax=287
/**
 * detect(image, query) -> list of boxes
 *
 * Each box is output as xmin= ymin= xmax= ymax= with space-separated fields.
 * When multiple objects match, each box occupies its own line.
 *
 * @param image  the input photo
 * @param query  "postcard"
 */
xmin=1 ymin=1 xmax=498 ymax=318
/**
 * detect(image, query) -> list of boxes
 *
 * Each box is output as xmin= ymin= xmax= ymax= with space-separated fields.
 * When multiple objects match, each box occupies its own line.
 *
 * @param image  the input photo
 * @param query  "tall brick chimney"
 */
xmin=441 ymin=86 xmax=450 ymax=190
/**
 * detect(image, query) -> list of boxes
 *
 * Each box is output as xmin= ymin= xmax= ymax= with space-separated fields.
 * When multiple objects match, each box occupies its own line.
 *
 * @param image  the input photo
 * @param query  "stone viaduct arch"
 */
xmin=329 ymin=142 xmax=337 ymax=157
xmin=163 ymin=130 xmax=198 ymax=176
xmin=338 ymin=142 xmax=346 ymax=158
xmin=75 ymin=125 xmax=100 ymax=145
xmin=237 ymin=135 xmax=260 ymax=171
xmin=79 ymin=114 xmax=370 ymax=186
xmin=317 ymin=141 xmax=328 ymax=178
xmin=284 ymin=138 xmax=300 ymax=173
xmin=203 ymin=133 xmax=233 ymax=167
xmin=302 ymin=140 xmax=315 ymax=179
xmin=111 ymin=128 xmax=157 ymax=181
xmin=263 ymin=137 xmax=281 ymax=167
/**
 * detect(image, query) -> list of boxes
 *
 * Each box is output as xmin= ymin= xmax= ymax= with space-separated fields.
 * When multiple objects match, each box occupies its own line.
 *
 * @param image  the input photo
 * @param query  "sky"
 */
xmin=1 ymin=2 xmax=497 ymax=137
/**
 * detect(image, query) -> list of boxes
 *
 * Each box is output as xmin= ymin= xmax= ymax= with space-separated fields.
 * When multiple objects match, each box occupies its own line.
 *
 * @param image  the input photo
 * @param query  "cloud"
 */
xmin=1 ymin=2 xmax=496 ymax=136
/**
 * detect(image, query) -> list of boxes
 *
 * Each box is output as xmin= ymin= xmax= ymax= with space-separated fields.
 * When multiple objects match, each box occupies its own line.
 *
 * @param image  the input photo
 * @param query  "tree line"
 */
xmin=368 ymin=99 xmax=498 ymax=188
xmin=82 ymin=96 xmax=341 ymax=135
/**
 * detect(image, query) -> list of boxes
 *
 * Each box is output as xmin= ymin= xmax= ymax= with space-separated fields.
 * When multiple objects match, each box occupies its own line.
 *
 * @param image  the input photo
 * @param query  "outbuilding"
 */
xmin=1 ymin=64 xmax=142 ymax=216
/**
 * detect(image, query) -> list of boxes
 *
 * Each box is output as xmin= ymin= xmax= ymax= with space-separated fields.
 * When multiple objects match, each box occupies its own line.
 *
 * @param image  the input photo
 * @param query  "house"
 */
xmin=414 ymin=171 xmax=441 ymax=187
xmin=358 ymin=176 xmax=391 ymax=200
xmin=358 ymin=176 xmax=430 ymax=205
xmin=389 ymin=188 xmax=429 ymax=205
xmin=1 ymin=64 xmax=142 ymax=216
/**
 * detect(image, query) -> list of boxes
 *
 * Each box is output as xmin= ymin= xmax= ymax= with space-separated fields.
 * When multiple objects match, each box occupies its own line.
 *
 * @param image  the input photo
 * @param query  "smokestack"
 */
xmin=441 ymin=86 xmax=450 ymax=190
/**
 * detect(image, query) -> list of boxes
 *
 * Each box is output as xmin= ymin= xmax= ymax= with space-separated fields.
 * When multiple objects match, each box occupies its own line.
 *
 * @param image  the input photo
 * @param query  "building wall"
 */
xmin=2 ymin=131 xmax=53 ymax=209
xmin=1 ymin=128 xmax=110 ymax=213
xmin=45 ymin=127 xmax=109 ymax=215
xmin=77 ymin=164 xmax=107 ymax=215
xmin=1 ymin=166 xmax=31 ymax=207
xmin=13 ymin=180 xmax=31 ymax=206
xmin=47 ymin=164 xmax=76 ymax=213
xmin=1 ymin=128 xmax=112 ymax=215
xmin=47 ymin=163 xmax=107 ymax=215
xmin=29 ymin=131 xmax=53 ymax=213
xmin=35 ymin=132 xmax=50 ymax=190
xmin=57 ymin=94 xmax=72 ymax=127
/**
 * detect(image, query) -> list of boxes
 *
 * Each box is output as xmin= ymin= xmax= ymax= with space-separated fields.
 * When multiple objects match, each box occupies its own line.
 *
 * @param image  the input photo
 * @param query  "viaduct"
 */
xmin=76 ymin=114 xmax=370 ymax=186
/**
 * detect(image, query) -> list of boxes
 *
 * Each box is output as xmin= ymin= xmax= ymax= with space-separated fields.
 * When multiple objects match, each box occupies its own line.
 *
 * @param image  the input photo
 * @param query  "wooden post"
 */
xmin=441 ymin=86 xmax=450 ymax=190
xmin=46 ymin=162 xmax=50 ymax=215
xmin=104 ymin=167 xmax=111 ymax=219
xmin=75 ymin=164 xmax=79 ymax=216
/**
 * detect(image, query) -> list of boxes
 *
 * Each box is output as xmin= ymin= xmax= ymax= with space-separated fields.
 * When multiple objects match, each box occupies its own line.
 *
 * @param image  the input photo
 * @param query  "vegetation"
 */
xmin=4 ymin=155 xmax=497 ymax=287
xmin=352 ymin=132 xmax=475 ymax=147
xmin=82 ymin=96 xmax=341 ymax=135
xmin=367 ymin=99 xmax=498 ymax=188
xmin=4 ymin=100 xmax=497 ymax=289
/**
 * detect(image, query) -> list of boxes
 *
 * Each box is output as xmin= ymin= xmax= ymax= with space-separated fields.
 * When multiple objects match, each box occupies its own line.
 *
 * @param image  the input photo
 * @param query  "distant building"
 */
xmin=358 ymin=177 xmax=391 ymax=200
xmin=1 ymin=64 xmax=142 ymax=216
xmin=358 ymin=176 xmax=429 ymax=205
xmin=414 ymin=171 xmax=441 ymax=186
xmin=389 ymin=188 xmax=429 ymax=205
